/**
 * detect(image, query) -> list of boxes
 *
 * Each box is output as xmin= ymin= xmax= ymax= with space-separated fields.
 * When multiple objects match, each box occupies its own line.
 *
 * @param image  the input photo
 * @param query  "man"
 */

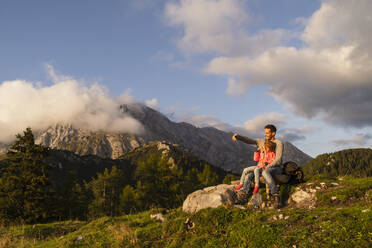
xmin=232 ymin=124 xmax=283 ymax=208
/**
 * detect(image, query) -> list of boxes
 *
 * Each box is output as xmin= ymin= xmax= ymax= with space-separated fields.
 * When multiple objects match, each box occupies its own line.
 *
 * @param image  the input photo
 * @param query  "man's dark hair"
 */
xmin=265 ymin=124 xmax=277 ymax=133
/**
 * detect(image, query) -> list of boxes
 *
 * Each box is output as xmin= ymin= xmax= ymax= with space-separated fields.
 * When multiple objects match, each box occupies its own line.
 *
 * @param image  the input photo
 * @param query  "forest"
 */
xmin=0 ymin=128 xmax=232 ymax=224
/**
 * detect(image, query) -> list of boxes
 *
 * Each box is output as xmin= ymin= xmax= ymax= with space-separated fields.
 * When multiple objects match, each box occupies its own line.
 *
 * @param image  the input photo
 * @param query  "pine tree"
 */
xmin=197 ymin=164 xmax=219 ymax=187
xmin=0 ymin=128 xmax=56 ymax=224
xmin=88 ymin=166 xmax=125 ymax=218
xmin=120 ymin=185 xmax=138 ymax=214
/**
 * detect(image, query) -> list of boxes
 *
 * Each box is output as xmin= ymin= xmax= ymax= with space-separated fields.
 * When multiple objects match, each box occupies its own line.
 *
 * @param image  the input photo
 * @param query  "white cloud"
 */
xmin=145 ymin=98 xmax=159 ymax=109
xmin=243 ymin=112 xmax=285 ymax=135
xmin=167 ymin=0 xmax=372 ymax=128
xmin=173 ymin=108 xmax=317 ymax=143
xmin=180 ymin=114 xmax=234 ymax=131
xmin=0 ymin=65 xmax=144 ymax=143
xmin=165 ymin=0 xmax=290 ymax=56
xmin=176 ymin=110 xmax=295 ymax=137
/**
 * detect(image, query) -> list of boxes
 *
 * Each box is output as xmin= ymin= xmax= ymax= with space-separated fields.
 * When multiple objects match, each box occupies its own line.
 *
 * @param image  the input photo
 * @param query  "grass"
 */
xmin=0 ymin=177 xmax=371 ymax=248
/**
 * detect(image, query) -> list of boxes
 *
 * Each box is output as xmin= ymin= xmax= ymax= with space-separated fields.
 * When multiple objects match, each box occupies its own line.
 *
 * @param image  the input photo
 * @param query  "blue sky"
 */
xmin=1 ymin=0 xmax=372 ymax=157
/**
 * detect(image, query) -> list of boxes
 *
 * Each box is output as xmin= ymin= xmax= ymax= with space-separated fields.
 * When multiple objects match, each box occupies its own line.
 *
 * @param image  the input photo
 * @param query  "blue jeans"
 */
xmin=262 ymin=166 xmax=282 ymax=195
xmin=239 ymin=166 xmax=261 ymax=193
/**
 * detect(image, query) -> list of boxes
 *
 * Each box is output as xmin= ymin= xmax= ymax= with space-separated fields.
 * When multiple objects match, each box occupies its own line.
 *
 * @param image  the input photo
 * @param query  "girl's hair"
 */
xmin=264 ymin=140 xmax=276 ymax=152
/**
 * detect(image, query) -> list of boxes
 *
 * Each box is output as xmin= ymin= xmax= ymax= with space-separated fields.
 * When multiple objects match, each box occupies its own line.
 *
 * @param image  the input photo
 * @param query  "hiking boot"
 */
xmin=253 ymin=186 xmax=259 ymax=194
xmin=273 ymin=194 xmax=281 ymax=209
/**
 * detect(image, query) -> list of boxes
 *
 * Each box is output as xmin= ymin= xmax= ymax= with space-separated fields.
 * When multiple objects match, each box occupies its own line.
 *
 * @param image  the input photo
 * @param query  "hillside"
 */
xmin=1 ymin=176 xmax=371 ymax=248
xmin=0 ymin=103 xmax=312 ymax=173
xmin=0 ymin=139 xmax=233 ymax=223
xmin=302 ymin=148 xmax=372 ymax=178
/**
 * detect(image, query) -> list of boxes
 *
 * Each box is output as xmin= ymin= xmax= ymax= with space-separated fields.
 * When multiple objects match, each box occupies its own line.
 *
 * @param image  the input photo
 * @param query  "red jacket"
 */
xmin=257 ymin=151 xmax=276 ymax=168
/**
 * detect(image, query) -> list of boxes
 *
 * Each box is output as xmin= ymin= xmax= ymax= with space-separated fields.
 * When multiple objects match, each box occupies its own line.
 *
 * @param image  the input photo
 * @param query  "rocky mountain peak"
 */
xmin=1 ymin=103 xmax=312 ymax=173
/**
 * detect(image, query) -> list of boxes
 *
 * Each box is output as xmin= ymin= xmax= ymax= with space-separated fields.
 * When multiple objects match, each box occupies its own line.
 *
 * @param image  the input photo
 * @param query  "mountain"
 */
xmin=0 ymin=103 xmax=312 ymax=173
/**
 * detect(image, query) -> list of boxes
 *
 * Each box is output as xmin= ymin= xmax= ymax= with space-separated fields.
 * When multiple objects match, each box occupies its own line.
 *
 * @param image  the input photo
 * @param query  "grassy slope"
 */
xmin=1 ymin=176 xmax=371 ymax=248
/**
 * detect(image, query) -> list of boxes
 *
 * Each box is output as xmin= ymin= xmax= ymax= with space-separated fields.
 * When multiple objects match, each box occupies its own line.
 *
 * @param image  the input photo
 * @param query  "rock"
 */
xmin=330 ymin=182 xmax=339 ymax=186
xmin=316 ymin=186 xmax=321 ymax=190
xmin=235 ymin=190 xmax=250 ymax=205
xmin=184 ymin=218 xmax=195 ymax=230
xmin=362 ymin=209 xmax=370 ymax=213
xmin=290 ymin=189 xmax=316 ymax=209
xmin=291 ymin=190 xmax=312 ymax=203
xmin=231 ymin=180 xmax=240 ymax=185
xmin=75 ymin=236 xmax=83 ymax=242
xmin=273 ymin=216 xmax=278 ymax=221
xmin=279 ymin=214 xmax=284 ymax=220
xmin=309 ymin=188 xmax=317 ymax=193
xmin=182 ymin=184 xmax=235 ymax=213
xmin=331 ymin=196 xmax=337 ymax=201
xmin=234 ymin=205 xmax=246 ymax=209
xmin=150 ymin=213 xmax=166 ymax=222
xmin=248 ymin=193 xmax=263 ymax=207
xmin=284 ymin=215 xmax=289 ymax=220
xmin=320 ymin=182 xmax=326 ymax=186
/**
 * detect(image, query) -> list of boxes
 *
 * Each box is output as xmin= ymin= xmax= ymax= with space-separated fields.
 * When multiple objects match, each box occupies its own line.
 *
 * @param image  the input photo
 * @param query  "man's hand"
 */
xmin=232 ymin=133 xmax=238 ymax=141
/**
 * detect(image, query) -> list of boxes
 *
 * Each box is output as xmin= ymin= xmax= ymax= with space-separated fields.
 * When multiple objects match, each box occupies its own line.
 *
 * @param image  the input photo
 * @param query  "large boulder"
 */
xmin=182 ymin=184 xmax=235 ymax=213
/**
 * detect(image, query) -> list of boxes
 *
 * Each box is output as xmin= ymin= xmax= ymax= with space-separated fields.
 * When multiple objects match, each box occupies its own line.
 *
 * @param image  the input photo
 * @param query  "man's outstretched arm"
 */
xmin=232 ymin=133 xmax=257 ymax=145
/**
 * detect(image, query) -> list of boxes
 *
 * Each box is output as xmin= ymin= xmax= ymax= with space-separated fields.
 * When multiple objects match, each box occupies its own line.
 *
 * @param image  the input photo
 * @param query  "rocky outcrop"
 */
xmin=182 ymin=184 xmax=236 ymax=213
xmin=1 ymin=103 xmax=312 ymax=174
xmin=289 ymin=190 xmax=316 ymax=209
xmin=183 ymin=180 xmax=344 ymax=213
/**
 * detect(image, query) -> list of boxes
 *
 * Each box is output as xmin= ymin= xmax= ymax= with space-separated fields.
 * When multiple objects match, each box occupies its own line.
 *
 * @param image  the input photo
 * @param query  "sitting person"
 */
xmin=235 ymin=140 xmax=276 ymax=194
xmin=232 ymin=124 xmax=283 ymax=208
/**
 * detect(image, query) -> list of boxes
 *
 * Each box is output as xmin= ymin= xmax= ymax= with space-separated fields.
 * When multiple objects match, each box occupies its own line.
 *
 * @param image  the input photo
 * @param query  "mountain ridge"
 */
xmin=0 ymin=103 xmax=312 ymax=173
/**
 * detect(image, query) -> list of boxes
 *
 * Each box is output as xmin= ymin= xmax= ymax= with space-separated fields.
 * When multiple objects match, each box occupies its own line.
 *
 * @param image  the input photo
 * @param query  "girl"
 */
xmin=235 ymin=140 xmax=276 ymax=194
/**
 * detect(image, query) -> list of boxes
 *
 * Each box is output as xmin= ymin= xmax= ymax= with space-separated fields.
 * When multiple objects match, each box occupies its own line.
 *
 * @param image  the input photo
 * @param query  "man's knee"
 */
xmin=262 ymin=169 xmax=270 ymax=178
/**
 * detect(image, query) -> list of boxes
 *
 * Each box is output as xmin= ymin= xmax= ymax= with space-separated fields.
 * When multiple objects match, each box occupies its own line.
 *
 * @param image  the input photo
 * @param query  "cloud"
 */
xmin=332 ymin=134 xmax=372 ymax=146
xmin=0 ymin=65 xmax=144 ymax=143
xmin=165 ymin=0 xmax=290 ymax=56
xmin=179 ymin=114 xmax=234 ymax=131
xmin=279 ymin=132 xmax=306 ymax=143
xmin=243 ymin=112 xmax=285 ymax=135
xmin=167 ymin=0 xmax=372 ymax=128
xmin=145 ymin=98 xmax=159 ymax=109
xmin=175 ymin=109 xmax=317 ymax=144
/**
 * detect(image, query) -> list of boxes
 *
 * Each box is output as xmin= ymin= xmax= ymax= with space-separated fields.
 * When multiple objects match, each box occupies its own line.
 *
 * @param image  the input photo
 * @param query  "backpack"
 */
xmin=282 ymin=161 xmax=304 ymax=183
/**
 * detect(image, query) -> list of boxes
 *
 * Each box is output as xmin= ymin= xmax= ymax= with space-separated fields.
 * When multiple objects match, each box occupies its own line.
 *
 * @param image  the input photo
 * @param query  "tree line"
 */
xmin=302 ymin=148 xmax=372 ymax=178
